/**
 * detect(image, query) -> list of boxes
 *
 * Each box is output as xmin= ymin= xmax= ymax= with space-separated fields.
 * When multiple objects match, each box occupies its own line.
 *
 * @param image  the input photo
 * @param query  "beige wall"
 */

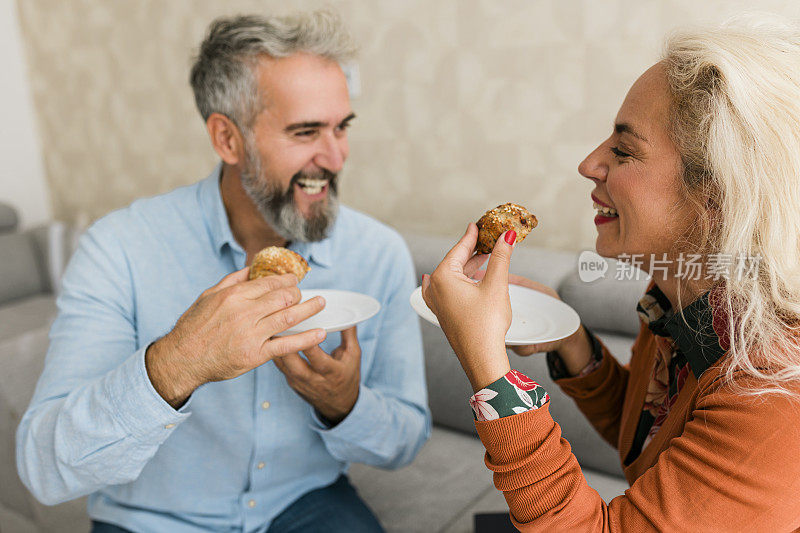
xmin=1 ymin=0 xmax=50 ymax=229
xmin=15 ymin=0 xmax=800 ymax=250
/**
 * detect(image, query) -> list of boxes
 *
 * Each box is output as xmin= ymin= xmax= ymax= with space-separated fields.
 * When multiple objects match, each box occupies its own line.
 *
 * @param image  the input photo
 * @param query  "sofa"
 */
xmin=0 ymin=200 xmax=649 ymax=533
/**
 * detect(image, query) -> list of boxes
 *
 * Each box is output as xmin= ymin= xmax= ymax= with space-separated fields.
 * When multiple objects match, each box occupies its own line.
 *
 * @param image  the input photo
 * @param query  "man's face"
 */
xmin=241 ymin=53 xmax=354 ymax=242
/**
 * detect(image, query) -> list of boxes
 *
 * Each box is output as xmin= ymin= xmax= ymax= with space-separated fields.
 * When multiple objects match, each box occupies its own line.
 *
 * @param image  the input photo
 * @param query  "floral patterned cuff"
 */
xmin=469 ymin=369 xmax=550 ymax=421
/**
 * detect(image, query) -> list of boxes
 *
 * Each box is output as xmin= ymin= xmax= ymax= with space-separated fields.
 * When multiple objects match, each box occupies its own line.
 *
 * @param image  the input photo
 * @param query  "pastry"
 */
xmin=249 ymin=247 xmax=310 ymax=282
xmin=475 ymin=203 xmax=537 ymax=254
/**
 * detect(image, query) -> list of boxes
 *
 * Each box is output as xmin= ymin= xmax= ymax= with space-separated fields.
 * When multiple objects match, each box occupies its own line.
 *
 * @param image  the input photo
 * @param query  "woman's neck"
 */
xmin=653 ymin=274 xmax=712 ymax=312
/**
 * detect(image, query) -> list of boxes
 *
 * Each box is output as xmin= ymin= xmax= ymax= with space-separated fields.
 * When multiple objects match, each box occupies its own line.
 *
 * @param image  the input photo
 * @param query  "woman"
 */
xmin=422 ymin=14 xmax=800 ymax=532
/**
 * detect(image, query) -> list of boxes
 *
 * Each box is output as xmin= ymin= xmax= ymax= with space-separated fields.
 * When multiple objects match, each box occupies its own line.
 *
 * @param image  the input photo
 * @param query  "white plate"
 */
xmin=280 ymin=289 xmax=381 ymax=335
xmin=409 ymin=284 xmax=580 ymax=345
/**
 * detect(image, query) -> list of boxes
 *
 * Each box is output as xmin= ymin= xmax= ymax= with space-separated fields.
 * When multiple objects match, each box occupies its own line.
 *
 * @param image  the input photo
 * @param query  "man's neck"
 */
xmin=220 ymin=163 xmax=287 ymax=263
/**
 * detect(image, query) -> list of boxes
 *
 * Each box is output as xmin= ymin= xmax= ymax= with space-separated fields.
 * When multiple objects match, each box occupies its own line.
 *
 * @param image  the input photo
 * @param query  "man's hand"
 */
xmin=145 ymin=267 xmax=327 ymax=409
xmin=273 ymin=326 xmax=361 ymax=425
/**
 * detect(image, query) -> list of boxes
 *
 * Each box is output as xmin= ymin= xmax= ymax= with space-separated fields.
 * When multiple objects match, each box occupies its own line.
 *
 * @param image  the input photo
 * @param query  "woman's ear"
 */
xmin=206 ymin=113 xmax=246 ymax=165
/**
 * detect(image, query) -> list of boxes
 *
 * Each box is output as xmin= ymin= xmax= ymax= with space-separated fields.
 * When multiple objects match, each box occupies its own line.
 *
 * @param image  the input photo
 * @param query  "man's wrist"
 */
xmin=315 ymin=386 xmax=360 ymax=427
xmin=145 ymin=337 xmax=198 ymax=409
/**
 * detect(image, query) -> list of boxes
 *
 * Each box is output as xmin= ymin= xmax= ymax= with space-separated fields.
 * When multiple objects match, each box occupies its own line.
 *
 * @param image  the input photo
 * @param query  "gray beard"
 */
xmin=240 ymin=140 xmax=339 ymax=243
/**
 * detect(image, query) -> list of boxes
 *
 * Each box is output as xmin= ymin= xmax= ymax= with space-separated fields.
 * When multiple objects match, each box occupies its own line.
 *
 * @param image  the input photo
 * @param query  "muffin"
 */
xmin=249 ymin=247 xmax=310 ymax=282
xmin=475 ymin=203 xmax=537 ymax=254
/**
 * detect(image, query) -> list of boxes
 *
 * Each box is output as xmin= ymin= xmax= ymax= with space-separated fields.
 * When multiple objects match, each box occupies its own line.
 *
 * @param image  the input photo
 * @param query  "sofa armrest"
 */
xmin=25 ymin=221 xmax=70 ymax=295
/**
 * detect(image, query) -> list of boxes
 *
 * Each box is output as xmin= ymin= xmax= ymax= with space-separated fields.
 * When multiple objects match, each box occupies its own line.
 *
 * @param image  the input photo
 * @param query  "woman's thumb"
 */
xmin=484 ymin=230 xmax=516 ymax=288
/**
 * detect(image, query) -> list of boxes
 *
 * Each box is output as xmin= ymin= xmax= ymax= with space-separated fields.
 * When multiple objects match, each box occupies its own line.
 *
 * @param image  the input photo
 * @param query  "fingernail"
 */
xmin=504 ymin=230 xmax=517 ymax=246
xmin=422 ymin=274 xmax=429 ymax=283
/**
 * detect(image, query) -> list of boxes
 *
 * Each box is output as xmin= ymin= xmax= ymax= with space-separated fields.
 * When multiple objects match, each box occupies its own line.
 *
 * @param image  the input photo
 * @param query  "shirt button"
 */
xmin=164 ymin=424 xmax=175 ymax=429
xmin=257 ymin=462 xmax=265 ymax=470
xmin=261 ymin=401 xmax=271 ymax=410
xmin=248 ymin=499 xmax=256 ymax=508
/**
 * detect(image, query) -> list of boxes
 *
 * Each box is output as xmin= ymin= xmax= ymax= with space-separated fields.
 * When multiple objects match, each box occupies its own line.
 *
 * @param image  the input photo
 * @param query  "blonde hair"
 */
xmin=664 ymin=13 xmax=800 ymax=396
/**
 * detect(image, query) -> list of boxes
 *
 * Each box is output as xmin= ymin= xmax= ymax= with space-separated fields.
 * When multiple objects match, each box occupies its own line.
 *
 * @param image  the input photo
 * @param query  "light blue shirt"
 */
xmin=16 ymin=166 xmax=431 ymax=533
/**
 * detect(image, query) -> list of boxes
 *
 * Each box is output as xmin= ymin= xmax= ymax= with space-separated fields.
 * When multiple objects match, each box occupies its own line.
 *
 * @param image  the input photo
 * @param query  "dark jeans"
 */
xmin=266 ymin=475 xmax=383 ymax=533
xmin=91 ymin=475 xmax=383 ymax=533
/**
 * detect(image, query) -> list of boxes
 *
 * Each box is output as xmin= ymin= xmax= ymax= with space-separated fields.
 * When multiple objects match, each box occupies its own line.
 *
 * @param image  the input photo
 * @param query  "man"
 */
xmin=17 ymin=11 xmax=430 ymax=533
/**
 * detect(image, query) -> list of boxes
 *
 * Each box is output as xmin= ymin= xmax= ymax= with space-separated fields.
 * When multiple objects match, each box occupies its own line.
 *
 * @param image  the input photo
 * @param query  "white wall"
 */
xmin=0 ymin=0 xmax=50 ymax=229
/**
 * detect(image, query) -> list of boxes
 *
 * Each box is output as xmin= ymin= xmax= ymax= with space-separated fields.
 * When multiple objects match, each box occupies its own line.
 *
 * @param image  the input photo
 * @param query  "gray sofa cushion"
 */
xmin=0 ymin=385 xmax=36 ymax=527
xmin=349 ymin=426 xmax=493 ymax=533
xmin=0 ymin=325 xmax=53 ymax=415
xmin=558 ymin=267 xmax=649 ymax=337
xmin=350 ymin=423 xmax=629 ymax=533
xmin=0 ymin=327 xmax=52 ymax=521
xmin=0 ymin=202 xmax=18 ymax=233
xmin=0 ymin=325 xmax=90 ymax=533
xmin=508 ymin=245 xmax=579 ymax=292
xmin=27 ymin=224 xmax=65 ymax=295
xmin=0 ymin=233 xmax=45 ymax=305
xmin=0 ymin=295 xmax=56 ymax=341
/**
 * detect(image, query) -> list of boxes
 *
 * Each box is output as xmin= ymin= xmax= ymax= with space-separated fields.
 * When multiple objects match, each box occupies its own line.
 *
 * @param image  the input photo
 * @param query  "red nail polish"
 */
xmin=504 ymin=230 xmax=517 ymax=245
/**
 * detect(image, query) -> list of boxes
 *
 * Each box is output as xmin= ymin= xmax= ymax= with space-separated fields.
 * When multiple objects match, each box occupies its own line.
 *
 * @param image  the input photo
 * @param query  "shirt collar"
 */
xmin=289 ymin=237 xmax=333 ymax=269
xmin=198 ymin=163 xmax=239 ymax=255
xmin=198 ymin=163 xmax=334 ymax=268
xmin=636 ymin=283 xmax=727 ymax=379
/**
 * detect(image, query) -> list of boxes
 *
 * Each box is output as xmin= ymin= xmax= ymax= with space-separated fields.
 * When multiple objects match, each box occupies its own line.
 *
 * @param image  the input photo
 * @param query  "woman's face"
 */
xmin=579 ymin=63 xmax=695 ymax=269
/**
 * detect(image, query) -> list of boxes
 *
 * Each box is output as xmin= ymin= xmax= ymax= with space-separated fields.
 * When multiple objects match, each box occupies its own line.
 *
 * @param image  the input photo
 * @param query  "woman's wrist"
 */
xmin=556 ymin=326 xmax=594 ymax=377
xmin=460 ymin=347 xmax=512 ymax=393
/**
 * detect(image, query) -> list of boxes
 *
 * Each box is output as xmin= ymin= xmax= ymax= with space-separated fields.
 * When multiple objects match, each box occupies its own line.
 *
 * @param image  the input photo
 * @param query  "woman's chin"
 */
xmin=594 ymin=239 xmax=619 ymax=260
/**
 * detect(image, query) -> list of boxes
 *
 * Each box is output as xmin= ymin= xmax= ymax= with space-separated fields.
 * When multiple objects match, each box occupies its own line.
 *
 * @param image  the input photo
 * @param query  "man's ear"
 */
xmin=206 ymin=113 xmax=246 ymax=165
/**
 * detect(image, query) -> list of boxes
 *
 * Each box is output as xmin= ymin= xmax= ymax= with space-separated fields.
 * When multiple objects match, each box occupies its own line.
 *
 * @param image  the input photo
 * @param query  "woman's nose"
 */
xmin=578 ymin=143 xmax=609 ymax=182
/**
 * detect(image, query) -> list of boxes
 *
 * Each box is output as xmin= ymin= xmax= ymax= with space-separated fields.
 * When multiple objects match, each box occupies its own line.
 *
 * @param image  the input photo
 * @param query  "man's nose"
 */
xmin=314 ymin=133 xmax=346 ymax=174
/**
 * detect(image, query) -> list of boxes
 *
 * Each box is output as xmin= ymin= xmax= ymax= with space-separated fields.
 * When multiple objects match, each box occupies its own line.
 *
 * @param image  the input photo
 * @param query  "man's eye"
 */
xmin=296 ymin=130 xmax=317 ymax=137
xmin=610 ymin=147 xmax=632 ymax=159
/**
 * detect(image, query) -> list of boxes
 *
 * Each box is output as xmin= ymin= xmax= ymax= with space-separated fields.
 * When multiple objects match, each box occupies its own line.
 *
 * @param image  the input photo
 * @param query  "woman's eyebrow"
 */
xmin=614 ymin=122 xmax=650 ymax=144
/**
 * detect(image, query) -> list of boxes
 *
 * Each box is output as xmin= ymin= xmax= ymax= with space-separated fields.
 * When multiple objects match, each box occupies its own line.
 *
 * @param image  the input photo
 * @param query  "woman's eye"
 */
xmin=610 ymin=147 xmax=632 ymax=159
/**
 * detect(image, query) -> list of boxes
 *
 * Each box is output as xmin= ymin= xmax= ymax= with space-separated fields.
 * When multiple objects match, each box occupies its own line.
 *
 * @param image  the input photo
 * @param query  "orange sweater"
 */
xmin=475 ymin=318 xmax=800 ymax=532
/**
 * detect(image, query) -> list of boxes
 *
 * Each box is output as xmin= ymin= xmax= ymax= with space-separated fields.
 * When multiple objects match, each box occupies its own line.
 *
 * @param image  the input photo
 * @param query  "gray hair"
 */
xmin=189 ymin=10 xmax=357 ymax=130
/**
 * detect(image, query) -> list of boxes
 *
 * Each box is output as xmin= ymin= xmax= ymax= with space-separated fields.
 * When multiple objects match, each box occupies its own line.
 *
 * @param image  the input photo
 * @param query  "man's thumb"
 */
xmin=484 ymin=230 xmax=516 ymax=288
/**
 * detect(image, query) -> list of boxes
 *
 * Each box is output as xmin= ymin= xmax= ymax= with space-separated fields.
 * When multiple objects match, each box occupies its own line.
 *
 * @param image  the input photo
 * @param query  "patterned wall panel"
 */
xmin=15 ymin=0 xmax=800 ymax=251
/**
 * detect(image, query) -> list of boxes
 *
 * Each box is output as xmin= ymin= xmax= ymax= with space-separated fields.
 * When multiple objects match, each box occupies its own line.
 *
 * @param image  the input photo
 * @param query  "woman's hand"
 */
xmin=421 ymin=223 xmax=515 ymax=392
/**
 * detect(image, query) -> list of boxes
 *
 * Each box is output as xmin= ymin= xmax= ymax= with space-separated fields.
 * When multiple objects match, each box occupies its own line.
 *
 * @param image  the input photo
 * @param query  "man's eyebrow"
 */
xmin=285 ymin=121 xmax=326 ymax=132
xmin=339 ymin=113 xmax=356 ymax=126
xmin=614 ymin=122 xmax=649 ymax=144
xmin=284 ymin=113 xmax=356 ymax=133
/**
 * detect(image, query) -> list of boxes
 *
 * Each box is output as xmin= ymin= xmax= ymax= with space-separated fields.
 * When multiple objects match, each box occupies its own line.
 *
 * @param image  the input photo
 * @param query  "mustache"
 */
xmin=289 ymin=169 xmax=338 ymax=194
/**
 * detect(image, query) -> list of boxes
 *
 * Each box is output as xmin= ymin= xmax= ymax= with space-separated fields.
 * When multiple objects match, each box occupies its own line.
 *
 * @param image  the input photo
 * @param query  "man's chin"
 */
xmin=271 ymin=195 xmax=338 ymax=243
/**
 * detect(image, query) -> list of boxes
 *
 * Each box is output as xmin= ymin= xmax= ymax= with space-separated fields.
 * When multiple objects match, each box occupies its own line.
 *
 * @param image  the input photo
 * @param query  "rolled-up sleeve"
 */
xmin=16 ymin=221 xmax=191 ymax=505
